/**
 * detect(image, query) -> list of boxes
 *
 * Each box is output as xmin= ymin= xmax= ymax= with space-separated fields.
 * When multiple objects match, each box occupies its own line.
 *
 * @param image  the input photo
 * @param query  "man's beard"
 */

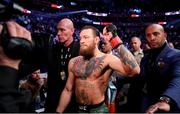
xmin=80 ymin=43 xmax=95 ymax=59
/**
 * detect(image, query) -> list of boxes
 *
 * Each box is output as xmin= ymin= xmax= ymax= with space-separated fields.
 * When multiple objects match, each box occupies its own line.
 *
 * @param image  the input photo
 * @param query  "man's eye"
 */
xmin=153 ymin=32 xmax=159 ymax=36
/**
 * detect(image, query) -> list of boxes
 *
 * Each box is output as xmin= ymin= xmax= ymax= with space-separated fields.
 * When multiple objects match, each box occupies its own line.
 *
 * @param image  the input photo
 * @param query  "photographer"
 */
xmin=0 ymin=21 xmax=32 ymax=112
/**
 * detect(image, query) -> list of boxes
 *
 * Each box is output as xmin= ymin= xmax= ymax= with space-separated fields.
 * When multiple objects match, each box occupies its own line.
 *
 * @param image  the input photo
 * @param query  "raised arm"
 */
xmin=56 ymin=58 xmax=75 ymax=113
xmin=108 ymin=54 xmax=140 ymax=77
xmin=113 ymin=45 xmax=140 ymax=76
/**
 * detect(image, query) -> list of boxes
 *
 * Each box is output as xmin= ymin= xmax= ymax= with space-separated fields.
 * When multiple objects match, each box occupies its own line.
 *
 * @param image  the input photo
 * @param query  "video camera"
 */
xmin=0 ymin=0 xmax=20 ymax=21
xmin=0 ymin=0 xmax=34 ymax=60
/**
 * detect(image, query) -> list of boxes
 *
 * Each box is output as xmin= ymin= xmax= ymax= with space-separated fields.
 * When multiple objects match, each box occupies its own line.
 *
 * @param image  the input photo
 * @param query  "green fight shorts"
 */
xmin=78 ymin=101 xmax=109 ymax=113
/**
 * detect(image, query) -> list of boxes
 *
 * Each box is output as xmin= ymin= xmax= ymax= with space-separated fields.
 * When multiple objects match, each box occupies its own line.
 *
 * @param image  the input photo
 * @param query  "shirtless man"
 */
xmin=56 ymin=25 xmax=140 ymax=113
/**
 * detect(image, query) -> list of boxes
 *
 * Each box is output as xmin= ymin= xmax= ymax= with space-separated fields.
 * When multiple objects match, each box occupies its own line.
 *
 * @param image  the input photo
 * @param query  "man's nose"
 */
xmin=148 ymin=35 xmax=156 ymax=41
xmin=80 ymin=39 xmax=85 ymax=44
xmin=132 ymin=44 xmax=136 ymax=46
xmin=150 ymin=35 xmax=154 ymax=39
xmin=57 ymin=31 xmax=61 ymax=35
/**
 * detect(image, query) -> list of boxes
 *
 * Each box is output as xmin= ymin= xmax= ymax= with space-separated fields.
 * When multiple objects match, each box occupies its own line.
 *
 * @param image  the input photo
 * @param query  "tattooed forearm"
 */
xmin=116 ymin=45 xmax=138 ymax=68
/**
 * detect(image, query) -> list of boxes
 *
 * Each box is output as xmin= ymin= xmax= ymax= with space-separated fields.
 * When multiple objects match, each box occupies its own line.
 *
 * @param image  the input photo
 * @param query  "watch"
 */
xmin=159 ymin=96 xmax=171 ymax=104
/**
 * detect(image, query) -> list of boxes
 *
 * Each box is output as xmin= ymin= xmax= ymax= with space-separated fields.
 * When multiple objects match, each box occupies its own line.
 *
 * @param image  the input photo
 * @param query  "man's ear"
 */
xmin=71 ymin=28 xmax=75 ymax=35
xmin=95 ymin=36 xmax=100 ymax=44
xmin=0 ymin=24 xmax=2 ymax=35
xmin=164 ymin=32 xmax=167 ymax=39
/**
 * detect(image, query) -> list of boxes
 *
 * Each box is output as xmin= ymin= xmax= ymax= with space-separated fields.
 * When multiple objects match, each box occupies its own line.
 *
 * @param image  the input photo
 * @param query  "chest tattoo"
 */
xmin=73 ymin=56 xmax=105 ymax=80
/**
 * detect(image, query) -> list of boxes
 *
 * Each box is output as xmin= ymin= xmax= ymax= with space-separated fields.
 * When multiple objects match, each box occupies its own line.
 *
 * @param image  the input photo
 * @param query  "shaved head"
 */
xmin=130 ymin=36 xmax=142 ymax=51
xmin=145 ymin=23 xmax=167 ymax=49
xmin=58 ymin=18 xmax=74 ymax=30
xmin=57 ymin=18 xmax=75 ymax=46
xmin=131 ymin=36 xmax=141 ymax=43
xmin=145 ymin=24 xmax=164 ymax=33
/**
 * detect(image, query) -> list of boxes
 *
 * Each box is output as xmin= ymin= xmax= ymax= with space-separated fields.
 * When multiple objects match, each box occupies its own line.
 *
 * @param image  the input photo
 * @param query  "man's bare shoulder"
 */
xmin=105 ymin=53 xmax=117 ymax=59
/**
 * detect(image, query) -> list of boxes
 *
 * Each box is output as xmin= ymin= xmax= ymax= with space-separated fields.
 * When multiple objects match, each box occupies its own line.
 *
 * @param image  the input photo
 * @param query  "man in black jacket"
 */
xmin=44 ymin=18 xmax=80 ymax=112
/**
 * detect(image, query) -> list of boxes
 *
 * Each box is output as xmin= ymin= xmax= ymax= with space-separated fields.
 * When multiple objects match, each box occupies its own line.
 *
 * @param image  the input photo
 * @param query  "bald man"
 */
xmin=130 ymin=36 xmax=144 ymax=65
xmin=44 ymin=18 xmax=80 ymax=112
xmin=57 ymin=18 xmax=75 ymax=47
xmin=139 ymin=24 xmax=180 ymax=113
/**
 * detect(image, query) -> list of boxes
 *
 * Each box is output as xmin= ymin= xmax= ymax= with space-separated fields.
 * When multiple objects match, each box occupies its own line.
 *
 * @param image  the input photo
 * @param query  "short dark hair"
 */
xmin=80 ymin=25 xmax=100 ymax=38
xmin=105 ymin=24 xmax=118 ymax=37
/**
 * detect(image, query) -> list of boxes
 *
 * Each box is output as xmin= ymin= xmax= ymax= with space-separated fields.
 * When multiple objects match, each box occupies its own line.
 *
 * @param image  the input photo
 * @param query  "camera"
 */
xmin=0 ymin=0 xmax=34 ymax=60
xmin=40 ymin=73 xmax=48 ymax=79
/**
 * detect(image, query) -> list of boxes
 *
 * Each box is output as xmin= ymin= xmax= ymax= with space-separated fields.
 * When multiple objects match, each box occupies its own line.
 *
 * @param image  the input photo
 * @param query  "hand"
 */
xmin=6 ymin=21 xmax=32 ymax=41
xmin=0 ymin=21 xmax=32 ymax=69
xmin=0 ymin=21 xmax=32 ymax=41
xmin=37 ymin=78 xmax=44 ymax=86
xmin=146 ymin=102 xmax=170 ymax=114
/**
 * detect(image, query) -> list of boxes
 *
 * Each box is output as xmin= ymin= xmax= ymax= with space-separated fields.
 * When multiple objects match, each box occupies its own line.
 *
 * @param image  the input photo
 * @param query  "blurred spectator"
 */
xmin=126 ymin=36 xmax=144 ymax=112
xmin=101 ymin=39 xmax=112 ymax=54
xmin=130 ymin=36 xmax=144 ymax=65
xmin=19 ymin=69 xmax=47 ymax=112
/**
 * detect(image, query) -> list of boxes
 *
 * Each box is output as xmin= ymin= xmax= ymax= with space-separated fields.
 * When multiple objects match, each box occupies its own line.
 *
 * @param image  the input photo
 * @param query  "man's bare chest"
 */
xmin=73 ymin=56 xmax=106 ymax=80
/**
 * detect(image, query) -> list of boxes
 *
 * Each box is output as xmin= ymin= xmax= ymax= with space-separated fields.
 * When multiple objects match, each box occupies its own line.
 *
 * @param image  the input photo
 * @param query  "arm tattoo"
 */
xmin=115 ymin=45 xmax=137 ymax=68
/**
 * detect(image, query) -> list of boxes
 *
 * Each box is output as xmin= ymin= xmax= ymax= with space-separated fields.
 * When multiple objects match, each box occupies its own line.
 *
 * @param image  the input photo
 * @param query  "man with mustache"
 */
xmin=141 ymin=24 xmax=180 ymax=113
xmin=56 ymin=25 xmax=140 ymax=113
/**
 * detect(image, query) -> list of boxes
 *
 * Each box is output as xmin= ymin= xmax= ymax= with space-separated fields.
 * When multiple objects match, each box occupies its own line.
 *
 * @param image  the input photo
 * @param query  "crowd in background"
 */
xmin=13 ymin=15 xmax=180 ymax=50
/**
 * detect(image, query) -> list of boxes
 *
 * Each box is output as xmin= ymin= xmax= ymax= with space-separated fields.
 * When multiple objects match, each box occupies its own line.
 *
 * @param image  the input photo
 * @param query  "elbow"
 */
xmin=56 ymin=107 xmax=62 ymax=113
xmin=135 ymin=66 xmax=141 ymax=75
xmin=128 ymin=66 xmax=140 ymax=77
